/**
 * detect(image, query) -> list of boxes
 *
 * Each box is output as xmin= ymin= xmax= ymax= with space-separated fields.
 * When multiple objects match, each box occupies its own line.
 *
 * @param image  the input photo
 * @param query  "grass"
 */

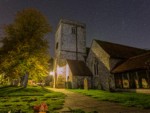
xmin=70 ymin=89 xmax=150 ymax=109
xmin=0 ymin=86 xmax=65 ymax=113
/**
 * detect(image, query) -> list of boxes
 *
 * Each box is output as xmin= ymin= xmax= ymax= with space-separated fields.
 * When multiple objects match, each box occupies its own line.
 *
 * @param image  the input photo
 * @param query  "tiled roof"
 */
xmin=67 ymin=60 xmax=92 ymax=76
xmin=95 ymin=40 xmax=147 ymax=59
xmin=112 ymin=52 xmax=150 ymax=73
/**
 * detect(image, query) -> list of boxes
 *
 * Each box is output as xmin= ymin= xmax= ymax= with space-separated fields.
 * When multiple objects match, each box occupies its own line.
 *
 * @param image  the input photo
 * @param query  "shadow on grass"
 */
xmin=0 ymin=86 xmax=24 ymax=96
xmin=0 ymin=86 xmax=53 ymax=97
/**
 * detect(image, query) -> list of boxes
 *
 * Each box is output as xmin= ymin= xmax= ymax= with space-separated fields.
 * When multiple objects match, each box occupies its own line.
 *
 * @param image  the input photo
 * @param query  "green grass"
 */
xmin=70 ymin=89 xmax=150 ymax=109
xmin=0 ymin=86 xmax=65 ymax=113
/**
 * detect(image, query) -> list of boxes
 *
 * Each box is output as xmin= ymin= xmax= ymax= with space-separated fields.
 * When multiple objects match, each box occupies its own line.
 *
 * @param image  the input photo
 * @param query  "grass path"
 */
xmin=48 ymin=88 xmax=150 ymax=113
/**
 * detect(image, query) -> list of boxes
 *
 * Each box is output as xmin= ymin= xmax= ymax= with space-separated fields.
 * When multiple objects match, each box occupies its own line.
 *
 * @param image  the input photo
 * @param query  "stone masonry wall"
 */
xmin=72 ymin=76 xmax=92 ymax=89
xmin=60 ymin=22 xmax=86 ymax=61
xmin=86 ymin=40 xmax=111 ymax=90
xmin=54 ymin=19 xmax=87 ymax=88
xmin=55 ymin=59 xmax=67 ymax=88
xmin=86 ymin=40 xmax=125 ymax=91
xmin=55 ymin=24 xmax=62 ymax=58
xmin=60 ymin=51 xmax=86 ymax=61
xmin=109 ymin=58 xmax=123 ymax=90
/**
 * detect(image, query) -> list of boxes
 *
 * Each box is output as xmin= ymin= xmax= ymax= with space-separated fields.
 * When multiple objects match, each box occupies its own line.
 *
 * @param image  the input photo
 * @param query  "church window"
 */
xmin=94 ymin=59 xmax=98 ymax=75
xmin=72 ymin=27 xmax=76 ymax=34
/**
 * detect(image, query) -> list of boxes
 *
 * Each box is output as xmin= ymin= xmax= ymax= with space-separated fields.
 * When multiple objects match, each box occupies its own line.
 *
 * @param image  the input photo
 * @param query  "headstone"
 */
xmin=84 ymin=78 xmax=88 ymax=90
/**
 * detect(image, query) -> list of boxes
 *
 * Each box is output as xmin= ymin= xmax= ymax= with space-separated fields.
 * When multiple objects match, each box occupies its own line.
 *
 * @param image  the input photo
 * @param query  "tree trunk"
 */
xmin=23 ymin=72 xmax=29 ymax=88
xmin=20 ymin=72 xmax=29 ymax=88
xmin=20 ymin=76 xmax=24 ymax=87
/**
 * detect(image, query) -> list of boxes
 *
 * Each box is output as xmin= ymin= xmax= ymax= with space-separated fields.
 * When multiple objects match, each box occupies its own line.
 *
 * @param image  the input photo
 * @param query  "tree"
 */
xmin=0 ymin=8 xmax=51 ymax=87
xmin=44 ymin=58 xmax=54 ymax=86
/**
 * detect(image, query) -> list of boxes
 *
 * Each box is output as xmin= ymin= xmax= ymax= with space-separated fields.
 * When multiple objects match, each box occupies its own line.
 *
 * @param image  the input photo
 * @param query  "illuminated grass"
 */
xmin=70 ymin=89 xmax=150 ymax=109
xmin=0 ymin=86 xmax=65 ymax=112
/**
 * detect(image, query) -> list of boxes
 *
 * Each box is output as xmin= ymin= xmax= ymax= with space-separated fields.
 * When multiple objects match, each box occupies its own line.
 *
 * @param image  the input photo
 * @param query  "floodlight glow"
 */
xmin=50 ymin=71 xmax=54 ymax=76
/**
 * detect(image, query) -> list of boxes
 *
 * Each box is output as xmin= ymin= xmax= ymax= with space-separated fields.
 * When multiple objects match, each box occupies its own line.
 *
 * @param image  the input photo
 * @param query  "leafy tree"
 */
xmin=0 ymin=8 xmax=51 ymax=87
xmin=44 ymin=58 xmax=54 ymax=86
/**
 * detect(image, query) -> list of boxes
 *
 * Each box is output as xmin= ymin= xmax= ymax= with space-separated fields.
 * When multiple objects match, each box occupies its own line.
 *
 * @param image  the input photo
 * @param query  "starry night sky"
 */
xmin=0 ymin=0 xmax=150 ymax=56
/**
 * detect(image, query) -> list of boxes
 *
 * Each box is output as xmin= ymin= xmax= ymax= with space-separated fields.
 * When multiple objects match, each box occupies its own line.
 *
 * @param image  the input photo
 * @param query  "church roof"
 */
xmin=112 ymin=52 xmax=150 ymax=73
xmin=67 ymin=60 xmax=92 ymax=76
xmin=95 ymin=40 xmax=147 ymax=59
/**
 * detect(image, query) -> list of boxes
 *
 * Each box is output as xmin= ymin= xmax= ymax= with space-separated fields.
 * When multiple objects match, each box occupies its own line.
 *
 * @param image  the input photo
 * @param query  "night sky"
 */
xmin=0 ymin=0 xmax=150 ymax=56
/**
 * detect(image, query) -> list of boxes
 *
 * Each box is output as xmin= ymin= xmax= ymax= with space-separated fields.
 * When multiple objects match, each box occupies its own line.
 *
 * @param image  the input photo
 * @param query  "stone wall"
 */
xmin=86 ymin=40 xmax=109 ymax=90
xmin=54 ymin=19 xmax=87 ymax=88
xmin=60 ymin=51 xmax=86 ymax=61
xmin=86 ymin=40 xmax=116 ymax=91
xmin=55 ymin=19 xmax=86 ymax=61
xmin=109 ymin=58 xmax=123 ymax=90
xmin=54 ymin=58 xmax=92 ymax=89
xmin=72 ymin=76 xmax=92 ymax=89
xmin=55 ymin=24 xmax=62 ymax=58
xmin=54 ymin=59 xmax=67 ymax=88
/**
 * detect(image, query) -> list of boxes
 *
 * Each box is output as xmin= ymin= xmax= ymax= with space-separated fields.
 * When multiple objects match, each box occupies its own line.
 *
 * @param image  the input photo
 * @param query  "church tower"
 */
xmin=53 ymin=19 xmax=87 ymax=88
xmin=55 ymin=19 xmax=86 ymax=61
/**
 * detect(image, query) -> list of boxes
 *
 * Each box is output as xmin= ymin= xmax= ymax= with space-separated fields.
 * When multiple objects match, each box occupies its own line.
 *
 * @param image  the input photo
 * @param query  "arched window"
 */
xmin=94 ymin=58 xmax=98 ymax=75
xmin=56 ymin=42 xmax=58 ymax=49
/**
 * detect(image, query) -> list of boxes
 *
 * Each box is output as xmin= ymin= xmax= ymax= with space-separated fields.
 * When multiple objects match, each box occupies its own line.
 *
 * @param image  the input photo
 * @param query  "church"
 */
xmin=53 ymin=19 xmax=150 ymax=91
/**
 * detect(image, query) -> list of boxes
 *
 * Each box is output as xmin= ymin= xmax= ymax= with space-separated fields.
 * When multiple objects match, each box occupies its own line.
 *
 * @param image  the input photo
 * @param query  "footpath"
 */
xmin=48 ymin=88 xmax=150 ymax=113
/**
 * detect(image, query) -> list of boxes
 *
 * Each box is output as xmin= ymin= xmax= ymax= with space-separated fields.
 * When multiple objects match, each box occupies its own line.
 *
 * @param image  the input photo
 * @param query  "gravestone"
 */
xmin=84 ymin=78 xmax=88 ymax=90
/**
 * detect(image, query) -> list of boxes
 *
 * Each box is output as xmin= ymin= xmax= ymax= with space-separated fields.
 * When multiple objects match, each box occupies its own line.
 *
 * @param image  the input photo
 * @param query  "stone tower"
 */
xmin=54 ymin=19 xmax=87 ymax=88
xmin=55 ymin=19 xmax=86 ymax=60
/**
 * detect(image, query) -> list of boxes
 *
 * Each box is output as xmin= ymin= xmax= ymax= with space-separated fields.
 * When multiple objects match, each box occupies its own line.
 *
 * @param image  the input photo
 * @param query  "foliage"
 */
xmin=0 ymin=86 xmax=65 ymax=112
xmin=0 ymin=8 xmax=51 ymax=82
xmin=45 ymin=75 xmax=53 ymax=86
xmin=49 ymin=58 xmax=54 ymax=72
xmin=70 ymin=89 xmax=150 ymax=109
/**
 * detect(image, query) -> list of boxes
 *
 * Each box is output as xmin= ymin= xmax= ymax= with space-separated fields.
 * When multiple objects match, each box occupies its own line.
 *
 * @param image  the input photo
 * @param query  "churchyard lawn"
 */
xmin=70 ymin=89 xmax=150 ymax=109
xmin=0 ymin=86 xmax=65 ymax=113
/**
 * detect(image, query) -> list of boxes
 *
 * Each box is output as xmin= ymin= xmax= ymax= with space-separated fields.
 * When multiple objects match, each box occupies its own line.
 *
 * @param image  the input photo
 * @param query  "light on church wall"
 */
xmin=56 ymin=65 xmax=66 ymax=76
xmin=66 ymin=64 xmax=69 ymax=81
xmin=49 ymin=71 xmax=54 ymax=76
